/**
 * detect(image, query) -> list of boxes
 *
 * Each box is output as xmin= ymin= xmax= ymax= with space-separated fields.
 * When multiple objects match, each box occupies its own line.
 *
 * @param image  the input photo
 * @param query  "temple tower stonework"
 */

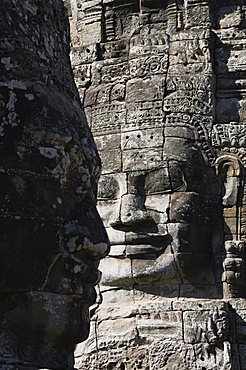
xmin=67 ymin=1 xmax=246 ymax=369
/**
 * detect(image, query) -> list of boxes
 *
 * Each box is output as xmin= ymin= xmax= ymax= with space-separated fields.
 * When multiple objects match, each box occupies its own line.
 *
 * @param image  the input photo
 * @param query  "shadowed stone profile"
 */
xmin=0 ymin=1 xmax=109 ymax=369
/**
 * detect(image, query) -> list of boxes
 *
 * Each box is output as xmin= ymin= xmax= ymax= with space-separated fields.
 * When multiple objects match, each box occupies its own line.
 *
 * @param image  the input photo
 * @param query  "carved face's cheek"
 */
xmin=60 ymin=199 xmax=109 ymax=261
xmin=145 ymin=194 xmax=170 ymax=225
xmin=98 ymin=175 xmax=120 ymax=200
xmin=0 ymin=172 xmax=60 ymax=218
xmin=97 ymin=174 xmax=122 ymax=228
xmin=144 ymin=167 xmax=171 ymax=195
xmin=97 ymin=199 xmax=120 ymax=228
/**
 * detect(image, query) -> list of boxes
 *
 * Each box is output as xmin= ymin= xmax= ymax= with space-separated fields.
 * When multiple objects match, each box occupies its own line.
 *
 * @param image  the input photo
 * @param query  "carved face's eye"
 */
xmin=98 ymin=175 xmax=120 ymax=200
xmin=144 ymin=167 xmax=171 ymax=195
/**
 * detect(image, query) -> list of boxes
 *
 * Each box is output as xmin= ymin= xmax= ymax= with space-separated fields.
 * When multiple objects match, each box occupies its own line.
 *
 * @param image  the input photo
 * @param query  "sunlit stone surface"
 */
xmin=68 ymin=1 xmax=246 ymax=369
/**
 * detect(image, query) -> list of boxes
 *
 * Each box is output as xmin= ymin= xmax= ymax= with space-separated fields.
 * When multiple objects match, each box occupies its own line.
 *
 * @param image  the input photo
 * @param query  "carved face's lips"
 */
xmin=110 ymin=232 xmax=170 ymax=245
xmin=110 ymin=232 xmax=171 ymax=257
xmin=125 ymin=232 xmax=170 ymax=245
xmin=125 ymin=244 xmax=167 ymax=258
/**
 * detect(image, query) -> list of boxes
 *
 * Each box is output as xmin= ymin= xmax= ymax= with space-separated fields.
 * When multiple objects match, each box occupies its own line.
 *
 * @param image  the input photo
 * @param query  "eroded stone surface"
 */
xmin=75 ymin=298 xmax=239 ymax=370
xmin=0 ymin=1 xmax=109 ymax=369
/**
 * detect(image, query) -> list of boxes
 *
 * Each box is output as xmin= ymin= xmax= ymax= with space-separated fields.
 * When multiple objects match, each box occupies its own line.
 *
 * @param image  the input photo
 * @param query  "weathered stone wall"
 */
xmin=66 ymin=1 xmax=246 ymax=369
xmin=0 ymin=1 xmax=109 ymax=369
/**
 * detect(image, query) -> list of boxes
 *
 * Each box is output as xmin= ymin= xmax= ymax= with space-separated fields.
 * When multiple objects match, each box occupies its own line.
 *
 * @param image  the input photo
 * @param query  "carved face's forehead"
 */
xmin=0 ymin=86 xmax=100 ymax=199
xmin=79 ymin=31 xmax=214 ymax=176
xmin=71 ymin=2 xmax=241 ymax=201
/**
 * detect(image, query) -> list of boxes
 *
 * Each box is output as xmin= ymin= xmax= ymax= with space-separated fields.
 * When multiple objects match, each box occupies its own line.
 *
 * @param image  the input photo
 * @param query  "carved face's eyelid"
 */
xmin=144 ymin=170 xmax=169 ymax=179
xmin=144 ymin=173 xmax=171 ymax=192
xmin=133 ymin=167 xmax=167 ymax=176
xmin=98 ymin=197 xmax=119 ymax=201
xmin=145 ymin=190 xmax=172 ymax=195
xmin=97 ymin=193 xmax=118 ymax=199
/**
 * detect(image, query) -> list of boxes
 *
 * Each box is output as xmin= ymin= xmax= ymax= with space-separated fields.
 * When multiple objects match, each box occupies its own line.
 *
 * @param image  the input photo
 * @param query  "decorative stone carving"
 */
xmin=75 ymin=300 xmax=233 ymax=370
xmin=222 ymin=241 xmax=246 ymax=299
xmin=67 ymin=0 xmax=246 ymax=369
xmin=0 ymin=1 xmax=109 ymax=369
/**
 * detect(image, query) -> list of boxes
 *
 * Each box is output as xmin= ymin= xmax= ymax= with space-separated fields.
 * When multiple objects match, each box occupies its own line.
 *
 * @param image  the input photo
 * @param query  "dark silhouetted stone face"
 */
xmin=68 ymin=1 xmax=246 ymax=369
xmin=0 ymin=0 xmax=109 ymax=368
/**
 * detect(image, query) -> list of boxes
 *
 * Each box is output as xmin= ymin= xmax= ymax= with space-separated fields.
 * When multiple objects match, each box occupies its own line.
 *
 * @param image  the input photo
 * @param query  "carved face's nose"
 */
xmin=110 ymin=194 xmax=151 ymax=227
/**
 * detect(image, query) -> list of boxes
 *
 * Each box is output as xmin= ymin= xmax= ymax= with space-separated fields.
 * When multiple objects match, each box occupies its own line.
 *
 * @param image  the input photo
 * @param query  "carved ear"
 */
xmin=216 ymin=155 xmax=242 ymax=207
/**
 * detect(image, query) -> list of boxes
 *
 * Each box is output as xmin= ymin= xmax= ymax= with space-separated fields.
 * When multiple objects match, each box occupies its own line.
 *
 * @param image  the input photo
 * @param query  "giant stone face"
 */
xmin=69 ymin=1 xmax=246 ymax=370
xmin=0 ymin=1 xmax=109 ymax=368
xmin=70 ymin=0 xmax=221 ymax=297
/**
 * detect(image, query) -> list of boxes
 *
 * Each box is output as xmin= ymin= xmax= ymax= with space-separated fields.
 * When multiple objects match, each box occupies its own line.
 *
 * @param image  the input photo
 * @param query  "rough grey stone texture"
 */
xmin=0 ymin=0 xmax=109 ymax=369
xmin=67 ymin=0 xmax=246 ymax=369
